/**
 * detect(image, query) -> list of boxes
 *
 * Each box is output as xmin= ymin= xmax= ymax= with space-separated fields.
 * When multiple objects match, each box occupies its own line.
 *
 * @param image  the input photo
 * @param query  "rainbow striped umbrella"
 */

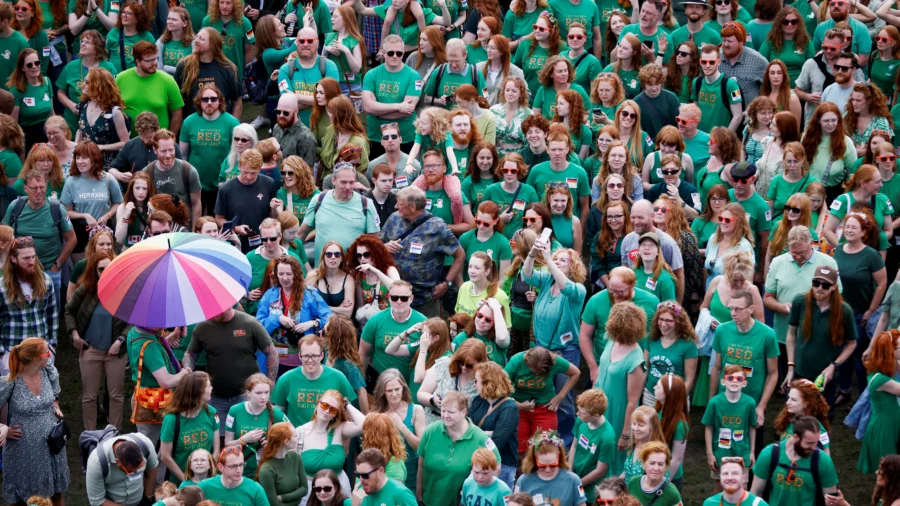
xmin=98 ymin=232 xmax=252 ymax=327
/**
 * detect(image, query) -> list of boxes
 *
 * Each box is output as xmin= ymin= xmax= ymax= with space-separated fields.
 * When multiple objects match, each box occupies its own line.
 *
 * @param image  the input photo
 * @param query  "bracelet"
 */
xmin=620 ymin=434 xmax=629 ymax=440
xmin=787 ymin=361 xmax=795 ymax=366
xmin=122 ymin=218 xmax=131 ymax=224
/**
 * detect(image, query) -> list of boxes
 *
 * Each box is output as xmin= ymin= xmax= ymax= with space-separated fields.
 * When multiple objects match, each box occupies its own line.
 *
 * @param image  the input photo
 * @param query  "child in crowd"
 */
xmin=459 ymin=448 xmax=512 ymax=506
xmin=702 ymin=364 xmax=757 ymax=491
xmin=569 ymin=388 xmax=617 ymax=504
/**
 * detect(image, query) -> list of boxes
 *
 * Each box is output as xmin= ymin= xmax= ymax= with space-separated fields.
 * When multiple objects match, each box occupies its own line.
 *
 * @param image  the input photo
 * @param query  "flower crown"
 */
xmin=539 ymin=11 xmax=557 ymax=26
xmin=89 ymin=224 xmax=114 ymax=240
xmin=529 ymin=430 xmax=563 ymax=448
xmin=657 ymin=301 xmax=682 ymax=315
xmin=846 ymin=211 xmax=869 ymax=225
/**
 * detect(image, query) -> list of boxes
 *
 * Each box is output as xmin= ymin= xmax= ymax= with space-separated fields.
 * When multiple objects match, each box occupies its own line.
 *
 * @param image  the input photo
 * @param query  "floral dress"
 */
xmin=851 ymin=116 xmax=894 ymax=147
xmin=0 ymin=365 xmax=69 ymax=503
xmin=490 ymin=104 xmax=532 ymax=157
xmin=360 ymin=277 xmax=390 ymax=311
xmin=426 ymin=355 xmax=479 ymax=425
xmin=78 ymin=102 xmax=124 ymax=168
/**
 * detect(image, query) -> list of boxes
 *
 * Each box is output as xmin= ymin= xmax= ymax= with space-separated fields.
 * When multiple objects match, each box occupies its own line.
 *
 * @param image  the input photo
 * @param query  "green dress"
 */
xmin=300 ymin=428 xmax=345 ymax=475
xmin=594 ymin=345 xmax=645 ymax=476
xmin=858 ymin=372 xmax=900 ymax=474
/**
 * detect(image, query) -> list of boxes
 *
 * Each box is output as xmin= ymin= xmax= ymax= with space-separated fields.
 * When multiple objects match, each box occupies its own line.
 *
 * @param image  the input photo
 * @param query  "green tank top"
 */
xmin=125 ymin=208 xmax=147 ymax=248
xmin=551 ymin=214 xmax=574 ymax=249
xmin=300 ymin=428 xmax=345 ymax=475
xmin=710 ymin=289 xmax=733 ymax=324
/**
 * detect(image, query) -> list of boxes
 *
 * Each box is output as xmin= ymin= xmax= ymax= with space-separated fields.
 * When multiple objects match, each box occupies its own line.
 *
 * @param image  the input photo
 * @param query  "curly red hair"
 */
xmin=346 ymin=234 xmax=395 ymax=283
xmin=774 ymin=379 xmax=831 ymax=435
xmin=553 ymin=89 xmax=586 ymax=140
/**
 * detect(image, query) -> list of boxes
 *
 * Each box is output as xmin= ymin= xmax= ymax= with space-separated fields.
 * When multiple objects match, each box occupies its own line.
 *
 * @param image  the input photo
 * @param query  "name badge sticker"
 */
xmin=396 ymin=175 xmax=409 ymax=188
xmin=425 ymin=199 xmax=432 ymax=211
xmin=512 ymin=199 xmax=526 ymax=211
xmin=248 ymin=234 xmax=261 ymax=247
xmin=23 ymin=97 xmax=34 ymax=107
xmin=410 ymin=242 xmax=424 ymax=254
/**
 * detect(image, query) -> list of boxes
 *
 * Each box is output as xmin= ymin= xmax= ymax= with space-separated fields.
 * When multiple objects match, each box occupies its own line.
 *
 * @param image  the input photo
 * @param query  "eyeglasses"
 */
xmin=313 ymin=486 xmax=334 ymax=494
xmin=676 ymin=50 xmax=691 ymax=57
xmin=728 ymin=305 xmax=749 ymax=312
xmin=700 ymin=59 xmax=718 ymax=66
xmin=823 ymin=44 xmax=842 ymax=52
xmin=532 ymin=24 xmax=549 ymax=32
xmin=390 ymin=294 xmax=411 ymax=302
xmin=660 ymin=169 xmax=680 ymax=176
xmin=833 ymin=64 xmax=852 ymax=72
xmin=718 ymin=216 xmax=733 ymax=224
xmin=619 ymin=111 xmax=637 ymax=120
xmin=606 ymin=213 xmax=625 ymax=220
xmin=384 ymin=50 xmax=403 ymax=57
xmin=522 ymin=217 xmax=540 ymax=224
xmin=423 ymin=163 xmax=444 ymax=170
xmin=878 ymin=155 xmax=897 ymax=162
xmin=475 ymin=313 xmax=494 ymax=324
xmin=501 ymin=167 xmax=519 ymax=174
xmin=653 ymin=206 xmax=668 ymax=213
xmin=319 ymin=401 xmax=340 ymax=416
xmin=812 ymin=279 xmax=834 ymax=289
xmin=357 ymin=468 xmax=381 ymax=480
xmin=201 ymin=96 xmax=219 ymax=103
xmin=710 ymin=196 xmax=727 ymax=203
xmin=782 ymin=18 xmax=800 ymax=25
xmin=784 ymin=205 xmax=801 ymax=214
xmin=234 ymin=137 xmax=251 ymax=143
xmin=568 ymin=34 xmax=585 ymax=40
xmin=280 ymin=170 xmax=295 ymax=177
xmin=224 ymin=462 xmax=246 ymax=470
xmin=607 ymin=182 xmax=625 ymax=189
xmin=382 ymin=134 xmax=399 ymax=140
xmin=300 ymin=353 xmax=322 ymax=362
xmin=356 ymin=251 xmax=371 ymax=259
xmin=475 ymin=219 xmax=494 ymax=227
xmin=275 ymin=109 xmax=293 ymax=117
xmin=261 ymin=236 xmax=280 ymax=243
xmin=324 ymin=251 xmax=342 ymax=258
xmin=24 ymin=60 xmax=40 ymax=69
xmin=297 ymin=38 xmax=317 ymax=45
xmin=875 ymin=36 xmax=894 ymax=43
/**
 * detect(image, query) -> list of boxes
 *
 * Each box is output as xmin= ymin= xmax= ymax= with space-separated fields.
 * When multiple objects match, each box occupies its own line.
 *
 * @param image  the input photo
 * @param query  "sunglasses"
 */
xmin=14 ymin=236 xmax=34 ymax=245
xmin=357 ymin=469 xmax=380 ymax=480
xmin=782 ymin=18 xmax=800 ymax=25
xmin=812 ymin=279 xmax=834 ymax=289
xmin=596 ymin=501 xmax=616 ymax=506
xmin=460 ymin=362 xmax=478 ymax=369
xmin=878 ymin=155 xmax=897 ymax=162
xmin=532 ymin=24 xmax=549 ymax=32
xmin=568 ymin=34 xmax=585 ymax=40
xmin=660 ymin=169 xmax=680 ymax=176
xmin=823 ymin=44 xmax=842 ymax=51
xmin=501 ymin=167 xmax=519 ymax=174
xmin=275 ymin=109 xmax=293 ymax=117
xmin=833 ymin=64 xmax=852 ymax=72
xmin=280 ymin=170 xmax=295 ymax=177
xmin=675 ymin=116 xmax=698 ymax=126
xmin=384 ymin=50 xmax=403 ymax=57
xmin=13 ymin=5 xmax=32 ymax=11
xmin=201 ymin=96 xmax=219 ymax=103
xmin=876 ymin=36 xmax=894 ymax=43
xmin=98 ymin=266 xmax=106 ymax=274
xmin=262 ymin=236 xmax=280 ymax=243
xmin=830 ymin=0 xmax=846 ymax=5
xmin=313 ymin=486 xmax=334 ymax=494
xmin=700 ymin=59 xmax=718 ymax=66
xmin=522 ymin=217 xmax=540 ymax=224
xmin=24 ymin=60 xmax=40 ymax=69
xmin=722 ymin=456 xmax=745 ymax=465
xmin=475 ymin=219 xmax=494 ymax=227
xmin=653 ymin=206 xmax=668 ymax=213
xmin=341 ymin=146 xmax=363 ymax=156
xmin=319 ymin=402 xmax=340 ymax=416
xmin=784 ymin=205 xmax=802 ymax=214
xmin=297 ymin=38 xmax=317 ymax=44
xmin=536 ymin=462 xmax=560 ymax=469
xmin=324 ymin=251 xmax=342 ymax=258
xmin=733 ymin=177 xmax=751 ymax=184
xmin=724 ymin=375 xmax=746 ymax=382
xmin=676 ymin=50 xmax=691 ymax=57
xmin=390 ymin=294 xmax=411 ymax=302
xmin=619 ymin=111 xmax=637 ymax=120
xmin=382 ymin=134 xmax=399 ymax=140
xmin=234 ymin=137 xmax=251 ymax=143
xmin=356 ymin=251 xmax=371 ymax=259
xmin=475 ymin=313 xmax=494 ymax=324
xmin=718 ymin=216 xmax=733 ymax=224
xmin=607 ymin=182 xmax=625 ymax=189
xmin=715 ymin=0 xmax=730 ymax=4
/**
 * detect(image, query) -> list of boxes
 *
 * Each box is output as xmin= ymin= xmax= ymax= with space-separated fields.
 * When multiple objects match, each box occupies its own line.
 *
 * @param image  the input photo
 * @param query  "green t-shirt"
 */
xmin=422 ymin=62 xmax=488 ymax=110
xmin=323 ymin=32 xmax=361 ymax=84
xmin=55 ymin=59 xmax=119 ymax=134
xmin=458 ymin=229 xmax=513 ymax=280
xmin=181 ymin=0 xmax=209 ymax=30
xmin=766 ymin=173 xmax=819 ymax=222
xmin=2 ymin=198 xmax=74 ymax=268
xmin=453 ymin=330 xmax=509 ymax=367
xmin=562 ymin=50 xmax=603 ymax=94
xmin=701 ymin=392 xmax=758 ymax=465
xmin=106 ymin=29 xmax=156 ymax=73
xmin=525 ymin=161 xmax=590 ymax=216
xmin=643 ymin=337 xmax=698 ymax=390
xmin=116 ymin=68 xmax=185 ymax=134
xmin=601 ymin=63 xmax=641 ymax=99
xmin=179 ymin=112 xmax=241 ymax=191
xmin=364 ymin=477 xmax=418 ymax=506
xmin=271 ymin=365 xmax=358 ymax=425
xmin=461 ymin=175 xmax=496 ymax=213
xmin=618 ymin=24 xmax=675 ymax=64
xmin=684 ymin=130 xmax=712 ymax=184
xmin=712 ymin=321 xmax=780 ymax=403
xmin=571 ymin=418 xmax=616 ymax=502
xmin=702 ymin=491 xmax=767 ymax=506
xmin=670 ymin=24 xmax=722 ymax=51
xmin=0 ymin=30 xmax=29 ymax=92
xmin=11 ymin=76 xmax=53 ymax=127
xmin=126 ymin=329 xmax=176 ymax=388
xmin=758 ymin=39 xmax=816 ymax=87
xmin=832 ymin=245 xmax=886 ymax=313
xmin=626 ymin=477 xmax=683 ymax=506
xmin=745 ymin=20 xmax=773 ymax=51
xmin=482 ymin=182 xmax=540 ymax=239
xmin=275 ymin=187 xmax=320 ymax=225
xmin=868 ymin=55 xmax=900 ymax=102
xmin=633 ymin=267 xmax=677 ymax=302
xmin=548 ymin=0 xmax=602 ymax=49
xmin=198 ymin=476 xmax=269 ymax=506
xmin=360 ymin=308 xmax=427 ymax=377
xmin=502 ymin=8 xmax=549 ymax=42
xmin=513 ymin=39 xmax=562 ymax=103
xmin=277 ymin=56 xmax=341 ymax=125
xmin=202 ymin=16 xmax=255 ymax=83
xmin=418 ymin=422 xmax=501 ymax=506
xmin=224 ymin=402 xmax=289 ymax=477
xmin=692 ymin=73 xmax=742 ymax=133
xmin=781 ymin=419 xmax=831 ymax=450
xmin=466 ymin=43 xmax=487 ymax=65
xmin=24 ymin=30 xmax=51 ymax=75
xmin=362 ymin=63 xmax=421 ymax=142
xmin=425 ymin=187 xmax=466 ymax=227
xmin=460 ymin=476 xmax=511 ymax=506
xmin=752 ymin=441 xmax=838 ymax=506
xmin=160 ymin=408 xmax=220 ymax=480
xmin=373 ymin=2 xmax=438 ymax=46
xmin=162 ymin=39 xmax=193 ymax=70
xmin=729 ymin=189 xmax=773 ymax=265
xmin=691 ymin=218 xmax=718 ymax=248
xmin=66 ymin=0 xmax=120 ymax=34
xmin=581 ymin=289 xmax=659 ymax=362
xmin=505 ymin=350 xmax=571 ymax=404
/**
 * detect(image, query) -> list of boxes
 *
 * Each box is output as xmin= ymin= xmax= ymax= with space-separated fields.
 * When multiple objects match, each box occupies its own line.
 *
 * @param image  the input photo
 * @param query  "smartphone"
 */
xmin=642 ymin=40 xmax=654 ymax=49
xmin=827 ymin=493 xmax=840 ymax=497
xmin=540 ymin=228 xmax=553 ymax=242
xmin=593 ymin=107 xmax=604 ymax=115
xmin=221 ymin=219 xmax=235 ymax=234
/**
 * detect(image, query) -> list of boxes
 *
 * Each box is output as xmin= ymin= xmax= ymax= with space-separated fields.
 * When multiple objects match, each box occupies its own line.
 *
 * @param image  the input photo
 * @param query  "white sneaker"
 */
xmin=251 ymin=115 xmax=270 ymax=129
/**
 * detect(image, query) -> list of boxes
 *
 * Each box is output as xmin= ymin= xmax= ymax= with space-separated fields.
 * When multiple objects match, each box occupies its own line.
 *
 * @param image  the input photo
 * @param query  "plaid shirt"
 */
xmin=380 ymin=211 xmax=460 ymax=302
xmin=363 ymin=0 xmax=384 ymax=55
xmin=0 ymin=273 xmax=58 ymax=353
xmin=719 ymin=46 xmax=769 ymax=108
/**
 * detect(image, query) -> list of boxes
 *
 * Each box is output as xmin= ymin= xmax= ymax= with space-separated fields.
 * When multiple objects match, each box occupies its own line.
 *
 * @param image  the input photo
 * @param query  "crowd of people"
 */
xmin=0 ymin=0 xmax=899 ymax=504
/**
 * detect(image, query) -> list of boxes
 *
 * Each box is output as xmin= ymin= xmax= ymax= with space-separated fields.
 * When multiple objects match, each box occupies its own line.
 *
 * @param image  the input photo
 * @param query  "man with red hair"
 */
xmin=718 ymin=21 xmax=769 ymax=107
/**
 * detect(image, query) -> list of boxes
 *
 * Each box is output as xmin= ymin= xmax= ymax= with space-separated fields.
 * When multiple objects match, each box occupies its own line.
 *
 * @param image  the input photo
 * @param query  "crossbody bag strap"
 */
xmin=135 ymin=340 xmax=151 ymax=391
xmin=504 ymin=184 xmax=524 ymax=214
xmin=119 ymin=32 xmax=126 ymax=72
xmin=477 ymin=397 xmax=512 ymax=428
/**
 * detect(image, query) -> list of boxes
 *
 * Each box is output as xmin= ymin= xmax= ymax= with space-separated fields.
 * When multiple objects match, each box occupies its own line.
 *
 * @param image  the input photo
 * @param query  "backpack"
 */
xmin=428 ymin=63 xmax=479 ymax=104
xmin=79 ymin=425 xmax=151 ymax=477
xmin=245 ymin=59 xmax=270 ymax=105
xmin=146 ymin=159 xmax=193 ymax=211
xmin=762 ymin=442 xmax=824 ymax=506
xmin=692 ymin=75 xmax=746 ymax=117
xmin=8 ymin=196 xmax=66 ymax=242
xmin=313 ymin=190 xmax=369 ymax=230
xmin=287 ymin=55 xmax=328 ymax=81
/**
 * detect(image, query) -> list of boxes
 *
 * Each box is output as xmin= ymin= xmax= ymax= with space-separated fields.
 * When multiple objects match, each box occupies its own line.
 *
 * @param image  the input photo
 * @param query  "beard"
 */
xmin=723 ymin=483 xmax=742 ymax=494
xmin=723 ymin=44 xmax=741 ymax=58
xmin=793 ymin=439 xmax=814 ymax=458
xmin=452 ymin=130 xmax=472 ymax=145
xmin=687 ymin=11 xmax=703 ymax=22
xmin=834 ymin=72 xmax=851 ymax=84
xmin=831 ymin=10 xmax=848 ymax=21
xmin=277 ymin=114 xmax=295 ymax=128
xmin=425 ymin=173 xmax=443 ymax=185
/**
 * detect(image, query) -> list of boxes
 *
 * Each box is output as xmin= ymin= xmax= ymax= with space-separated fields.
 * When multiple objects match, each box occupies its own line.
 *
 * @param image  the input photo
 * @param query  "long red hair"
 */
xmin=865 ymin=330 xmax=900 ymax=376
xmin=654 ymin=374 xmax=690 ymax=444
xmin=774 ymin=379 xmax=831 ymax=434
xmin=802 ymin=102 xmax=848 ymax=163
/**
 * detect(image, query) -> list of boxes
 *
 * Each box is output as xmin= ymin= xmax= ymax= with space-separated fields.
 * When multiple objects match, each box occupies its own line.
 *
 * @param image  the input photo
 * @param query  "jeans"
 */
xmin=499 ymin=464 xmax=516 ymax=489
xmin=79 ymin=347 xmax=127 ymax=430
xmin=209 ymin=395 xmax=244 ymax=436
xmin=411 ymin=297 xmax=442 ymax=319
xmin=554 ymin=343 xmax=580 ymax=447
xmin=838 ymin=311 xmax=880 ymax=395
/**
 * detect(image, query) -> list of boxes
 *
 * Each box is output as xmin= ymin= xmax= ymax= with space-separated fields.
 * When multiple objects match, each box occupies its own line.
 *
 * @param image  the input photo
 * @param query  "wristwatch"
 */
xmin=443 ymin=280 xmax=455 ymax=289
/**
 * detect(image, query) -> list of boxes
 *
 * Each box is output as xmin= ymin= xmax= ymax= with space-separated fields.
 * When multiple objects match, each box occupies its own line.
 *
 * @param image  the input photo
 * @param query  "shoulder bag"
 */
xmin=130 ymin=339 xmax=173 ymax=425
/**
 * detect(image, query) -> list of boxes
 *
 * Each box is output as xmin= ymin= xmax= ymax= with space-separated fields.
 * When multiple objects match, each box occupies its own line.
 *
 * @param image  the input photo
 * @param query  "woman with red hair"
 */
xmin=477 ymin=35 xmax=524 ymax=107
xmin=346 ymin=234 xmax=400 ymax=313
xmin=62 ymin=141 xmax=124 ymax=261
xmin=802 ymin=102 xmax=858 ymax=201
xmin=464 ymin=16 xmax=500 ymax=65
xmin=858 ymin=330 xmax=900 ymax=473
xmin=310 ymin=78 xmax=342 ymax=147
xmin=775 ymin=379 xmax=832 ymax=453
xmin=461 ymin=142 xmax=498 ymax=211
xmin=74 ymin=67 xmax=131 ymax=168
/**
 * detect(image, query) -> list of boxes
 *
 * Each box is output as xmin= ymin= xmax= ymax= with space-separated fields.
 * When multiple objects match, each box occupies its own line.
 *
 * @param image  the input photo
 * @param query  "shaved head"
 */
xmin=277 ymin=93 xmax=299 ymax=111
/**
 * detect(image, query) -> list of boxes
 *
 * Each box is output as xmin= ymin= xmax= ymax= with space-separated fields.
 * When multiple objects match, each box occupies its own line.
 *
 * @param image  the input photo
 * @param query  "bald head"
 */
xmin=297 ymin=27 xmax=318 ymax=61
xmin=630 ymin=199 xmax=654 ymax=234
xmin=276 ymin=94 xmax=299 ymax=127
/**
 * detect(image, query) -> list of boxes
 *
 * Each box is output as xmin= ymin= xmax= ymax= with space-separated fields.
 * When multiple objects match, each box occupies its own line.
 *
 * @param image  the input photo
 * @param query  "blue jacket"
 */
xmin=255 ymin=286 xmax=333 ymax=345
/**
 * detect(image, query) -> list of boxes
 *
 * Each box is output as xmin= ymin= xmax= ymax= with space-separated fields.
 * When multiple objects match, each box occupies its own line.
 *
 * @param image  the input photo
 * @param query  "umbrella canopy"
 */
xmin=98 ymin=232 xmax=252 ymax=327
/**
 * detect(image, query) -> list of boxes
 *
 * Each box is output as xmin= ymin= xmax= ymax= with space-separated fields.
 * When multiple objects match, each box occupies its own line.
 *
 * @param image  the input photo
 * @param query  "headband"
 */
xmin=529 ymin=430 xmax=563 ymax=448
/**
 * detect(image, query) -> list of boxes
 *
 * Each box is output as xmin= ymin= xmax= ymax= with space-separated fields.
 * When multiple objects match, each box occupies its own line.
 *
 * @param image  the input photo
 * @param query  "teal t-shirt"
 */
xmin=525 ymin=161 xmax=590 ymax=216
xmin=460 ymin=476 xmax=511 ymax=506
xmin=362 ymin=63 xmax=421 ymax=142
xmin=179 ymin=112 xmax=241 ymax=191
xmin=277 ymin=56 xmax=341 ymax=124
xmin=692 ymin=73 xmax=742 ymax=133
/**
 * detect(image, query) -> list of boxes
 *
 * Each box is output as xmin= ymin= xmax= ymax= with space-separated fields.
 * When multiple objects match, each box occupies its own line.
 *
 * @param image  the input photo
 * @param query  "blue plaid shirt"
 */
xmin=0 ymin=272 xmax=58 ymax=353
xmin=363 ymin=0 xmax=384 ymax=55
xmin=380 ymin=211 xmax=460 ymax=302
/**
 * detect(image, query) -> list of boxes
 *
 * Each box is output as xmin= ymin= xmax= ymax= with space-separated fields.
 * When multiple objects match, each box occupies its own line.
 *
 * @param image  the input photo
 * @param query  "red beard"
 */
xmin=452 ymin=130 xmax=472 ymax=145
xmin=277 ymin=115 xmax=294 ymax=128
xmin=425 ymin=173 xmax=444 ymax=186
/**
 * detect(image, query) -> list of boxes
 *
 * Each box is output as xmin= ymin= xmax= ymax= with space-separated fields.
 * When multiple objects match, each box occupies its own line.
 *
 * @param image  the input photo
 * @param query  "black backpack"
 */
xmin=245 ymin=59 xmax=271 ymax=105
xmin=693 ymin=75 xmax=746 ymax=117
xmin=762 ymin=442 xmax=824 ymax=506
xmin=79 ymin=425 xmax=152 ymax=477
xmin=8 ymin=196 xmax=66 ymax=242
xmin=428 ymin=63 xmax=479 ymax=104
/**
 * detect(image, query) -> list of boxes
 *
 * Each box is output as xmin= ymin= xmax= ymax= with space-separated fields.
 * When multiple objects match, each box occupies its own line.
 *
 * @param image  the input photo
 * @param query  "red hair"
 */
xmin=346 ymin=234 xmax=395 ymax=283
xmin=865 ymin=330 xmax=900 ymax=376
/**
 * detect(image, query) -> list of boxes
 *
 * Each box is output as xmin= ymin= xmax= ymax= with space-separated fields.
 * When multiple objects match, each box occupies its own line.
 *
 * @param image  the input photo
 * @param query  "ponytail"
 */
xmin=8 ymin=338 xmax=46 ymax=380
